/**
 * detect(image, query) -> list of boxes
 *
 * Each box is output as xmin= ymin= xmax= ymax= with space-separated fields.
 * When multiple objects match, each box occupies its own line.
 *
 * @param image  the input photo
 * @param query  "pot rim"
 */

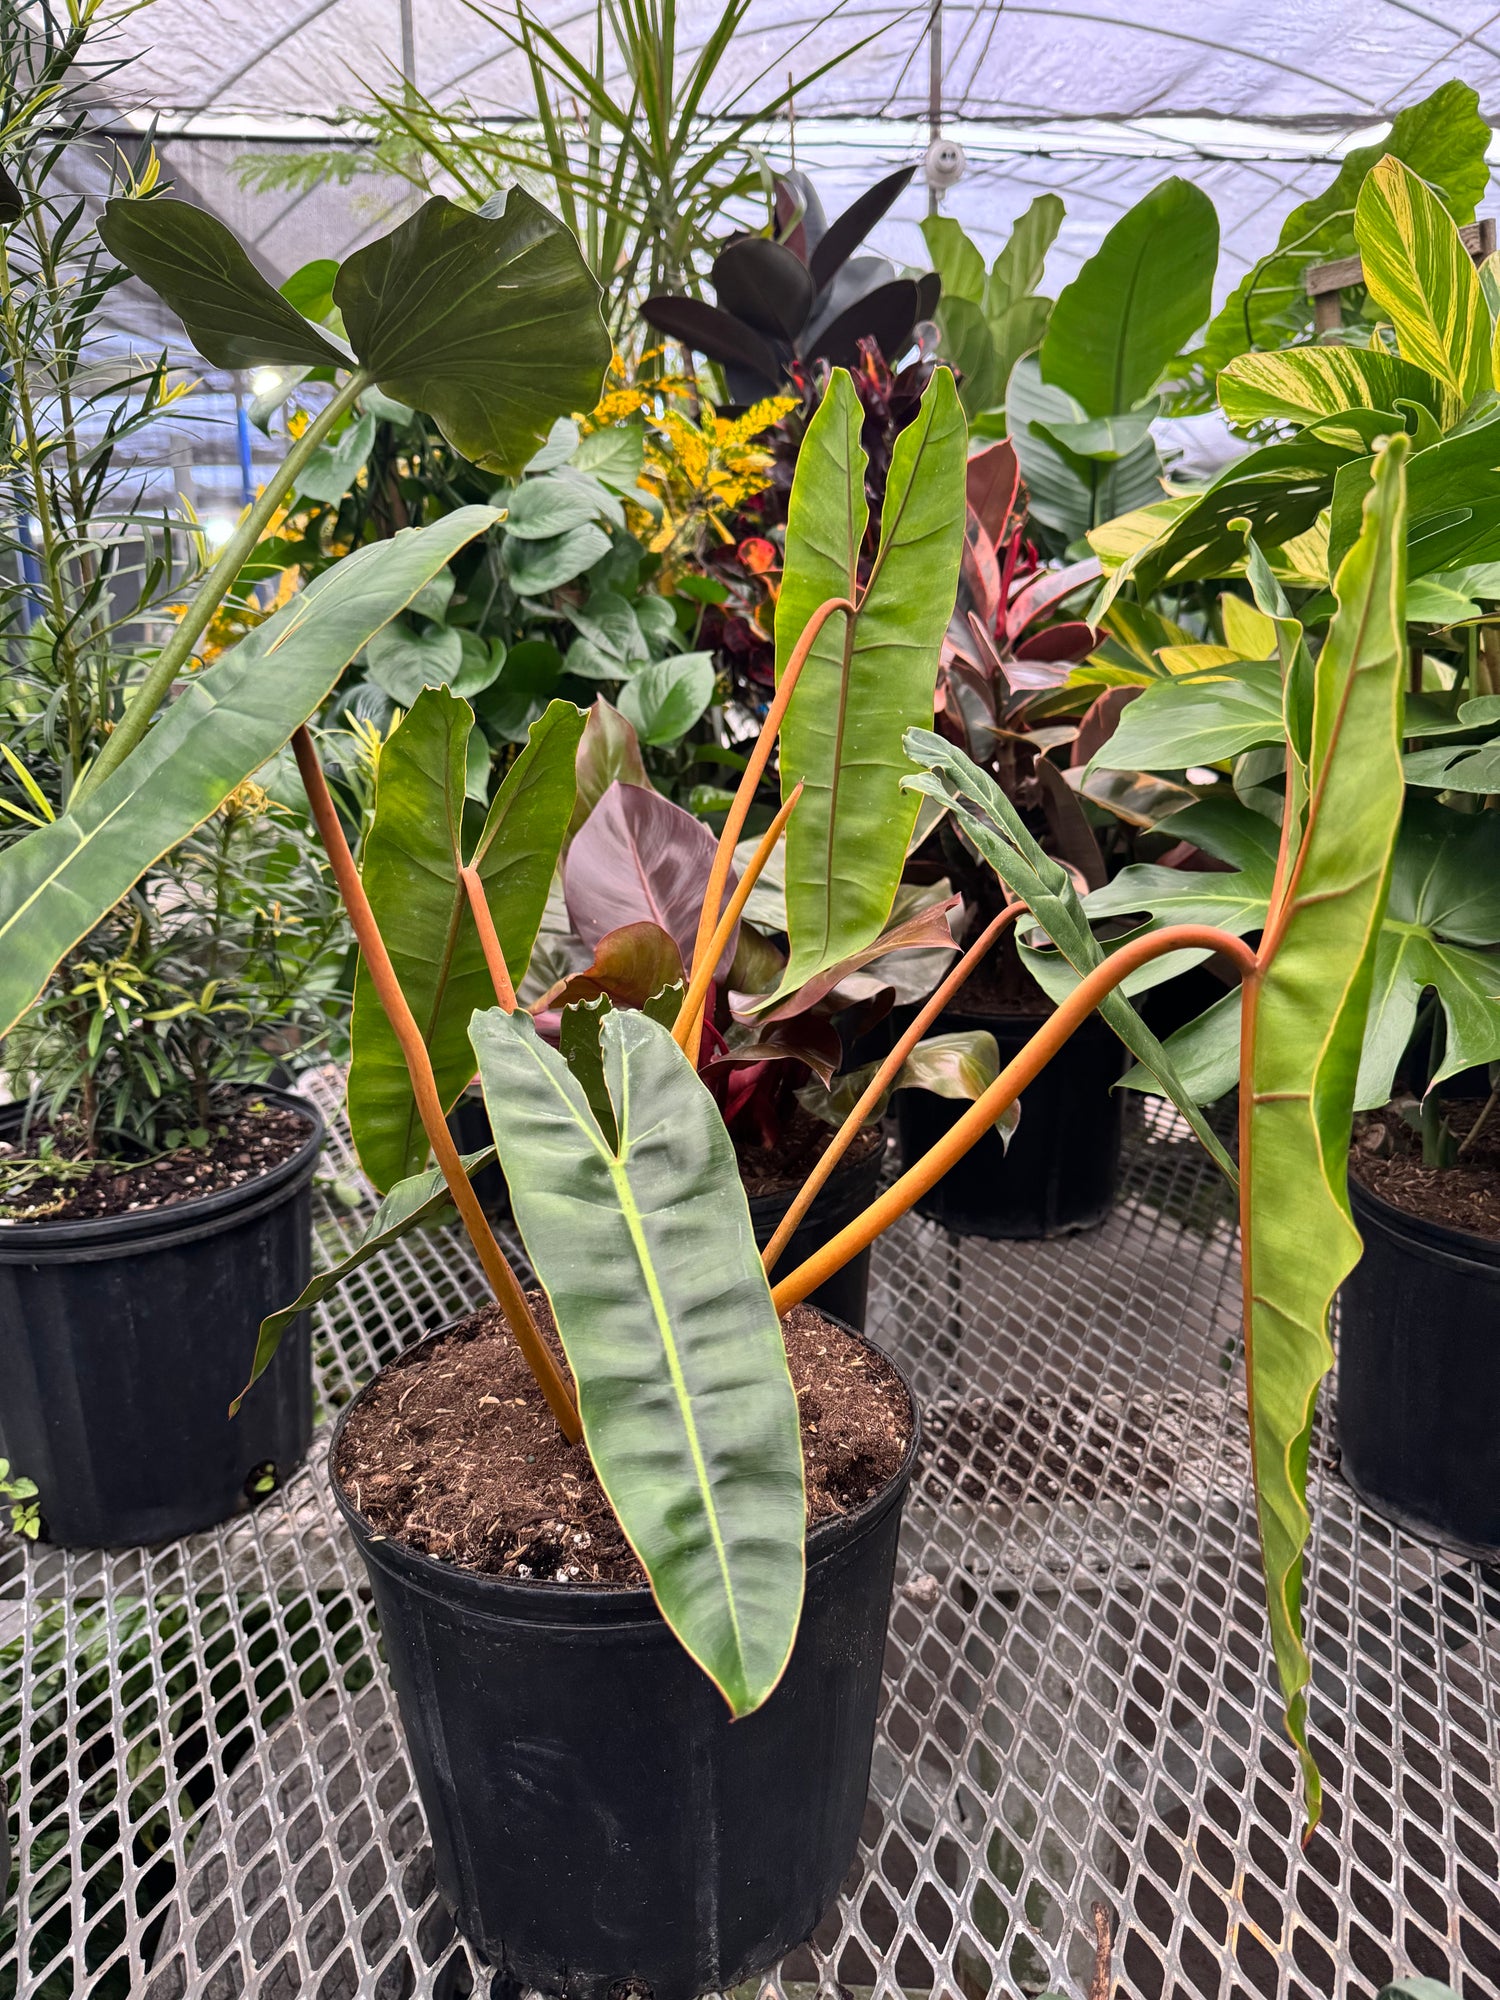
xmin=1348 ymin=1160 xmax=1500 ymax=1271
xmin=0 ymin=1085 xmax=325 ymax=1254
xmin=742 ymin=1131 xmax=885 ymax=1223
xmin=329 ymin=1308 xmax=922 ymax=1626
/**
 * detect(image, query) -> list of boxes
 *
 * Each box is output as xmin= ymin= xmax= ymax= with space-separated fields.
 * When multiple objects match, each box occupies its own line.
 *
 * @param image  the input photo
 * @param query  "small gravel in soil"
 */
xmin=0 ymin=1098 xmax=315 ymax=1223
xmin=1350 ymin=1101 xmax=1500 ymax=1240
xmin=336 ymin=1294 xmax=912 ymax=1585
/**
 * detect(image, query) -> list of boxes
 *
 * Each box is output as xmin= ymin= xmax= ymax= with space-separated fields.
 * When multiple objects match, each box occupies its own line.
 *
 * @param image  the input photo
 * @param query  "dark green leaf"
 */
xmin=617 ymin=652 xmax=716 ymax=745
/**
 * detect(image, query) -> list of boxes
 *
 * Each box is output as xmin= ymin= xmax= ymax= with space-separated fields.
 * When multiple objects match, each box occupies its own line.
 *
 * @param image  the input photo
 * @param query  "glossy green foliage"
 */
xmin=236 ymin=1147 xmax=496 ymax=1412
xmin=923 ymin=196 xmax=1062 ymax=421
xmin=470 ymin=1006 xmax=804 ymax=1715
xmin=1090 ymin=664 xmax=1285 ymax=772
xmin=1355 ymin=158 xmax=1490 ymax=409
xmin=1218 ymin=345 xmax=1453 ymax=431
xmin=772 ymin=367 xmax=966 ymax=1001
xmin=900 ymin=730 xmax=1238 ymax=1184
xmin=1241 ymin=437 xmax=1410 ymax=1829
xmin=348 ymin=691 xmax=584 ymax=1192
xmin=0 ymin=510 xmax=500 ymax=1041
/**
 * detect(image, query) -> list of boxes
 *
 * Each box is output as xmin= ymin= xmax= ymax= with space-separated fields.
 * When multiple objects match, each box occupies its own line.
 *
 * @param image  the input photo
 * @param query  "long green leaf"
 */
xmin=0 ymin=509 xmax=499 ymax=1041
xmin=334 ymin=190 xmax=611 ymax=473
xmin=349 ymin=691 xmax=583 ymax=1193
xmin=1089 ymin=664 xmax=1287 ymax=772
xmin=772 ymin=367 xmax=966 ymax=1000
xmin=469 ymin=1005 xmax=805 ymax=1715
xmin=1241 ymin=434 xmax=1409 ymax=1830
xmin=97 ymin=197 xmax=349 ymax=369
xmin=233 ymin=1148 xmax=495 ymax=1414
xmin=901 ymin=729 xmax=1239 ymax=1183
xmin=1355 ymin=158 xmax=1490 ymax=409
xmin=1040 ymin=178 xmax=1218 ymax=418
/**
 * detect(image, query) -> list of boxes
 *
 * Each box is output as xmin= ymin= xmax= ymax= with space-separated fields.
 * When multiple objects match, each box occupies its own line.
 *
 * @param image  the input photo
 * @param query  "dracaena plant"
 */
xmin=0 ymin=162 xmax=611 ymax=1086
xmin=242 ymin=390 xmax=1411 ymax=1835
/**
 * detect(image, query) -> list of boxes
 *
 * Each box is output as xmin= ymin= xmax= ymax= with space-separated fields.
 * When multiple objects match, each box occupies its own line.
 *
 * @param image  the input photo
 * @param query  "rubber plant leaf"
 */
xmin=1355 ymin=158 xmax=1490 ymax=411
xmin=233 ymin=1148 xmax=495 ymax=1413
xmin=809 ymin=165 xmax=917 ymax=293
xmin=1241 ymin=434 xmax=1409 ymax=1831
xmin=1040 ymin=178 xmax=1218 ymax=418
xmin=469 ymin=1006 xmax=805 ymax=1716
xmin=0 ymin=508 xmax=500 ymax=1042
xmin=900 ymin=728 xmax=1239 ymax=1184
xmin=348 ymin=690 xmax=584 ymax=1193
xmin=772 ymin=366 xmax=965 ymax=1004
xmin=1217 ymin=346 xmax=1452 ymax=432
xmin=97 ymin=197 xmax=349 ymax=369
xmin=334 ymin=190 xmax=611 ymax=474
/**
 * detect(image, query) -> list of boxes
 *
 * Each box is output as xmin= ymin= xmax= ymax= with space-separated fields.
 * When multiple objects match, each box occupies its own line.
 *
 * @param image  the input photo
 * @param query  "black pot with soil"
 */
xmin=447 ymin=1086 xmax=512 ymax=1222
xmin=330 ymin=1303 xmax=919 ymax=2000
xmin=0 ymin=1088 xmax=322 ymax=1548
xmin=740 ymin=1119 xmax=885 ymax=1329
xmin=894 ymin=1001 xmax=1124 ymax=1239
xmin=1341 ymin=1122 xmax=1500 ymax=1556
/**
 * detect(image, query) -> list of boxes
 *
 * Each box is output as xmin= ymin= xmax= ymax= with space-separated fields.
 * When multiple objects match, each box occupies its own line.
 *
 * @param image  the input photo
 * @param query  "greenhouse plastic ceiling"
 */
xmin=94 ymin=0 xmax=1500 ymax=296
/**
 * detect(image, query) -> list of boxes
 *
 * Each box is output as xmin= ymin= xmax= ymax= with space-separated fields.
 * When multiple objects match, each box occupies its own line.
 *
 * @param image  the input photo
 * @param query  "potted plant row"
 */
xmin=1074 ymin=153 xmax=1500 ymax=1558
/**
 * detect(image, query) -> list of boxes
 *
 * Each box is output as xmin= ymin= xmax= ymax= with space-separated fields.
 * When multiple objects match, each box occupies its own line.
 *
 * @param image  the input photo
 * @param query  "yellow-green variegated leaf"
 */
xmin=1242 ymin=433 xmax=1409 ymax=1832
xmin=1355 ymin=157 xmax=1489 ymax=408
xmin=1217 ymin=344 xmax=1453 ymax=431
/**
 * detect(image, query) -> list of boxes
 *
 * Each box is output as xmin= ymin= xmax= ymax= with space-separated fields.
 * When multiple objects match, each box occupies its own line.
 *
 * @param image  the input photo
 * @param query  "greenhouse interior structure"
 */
xmin=6 ymin=2 xmax=1500 ymax=1997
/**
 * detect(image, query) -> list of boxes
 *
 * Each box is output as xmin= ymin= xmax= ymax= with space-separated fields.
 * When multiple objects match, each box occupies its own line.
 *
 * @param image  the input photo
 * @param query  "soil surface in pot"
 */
xmin=335 ymin=1296 xmax=912 ymax=1585
xmin=734 ymin=1105 xmax=884 ymax=1200
xmin=1350 ymin=1103 xmax=1500 ymax=1238
xmin=0 ymin=1095 xmax=315 ymax=1223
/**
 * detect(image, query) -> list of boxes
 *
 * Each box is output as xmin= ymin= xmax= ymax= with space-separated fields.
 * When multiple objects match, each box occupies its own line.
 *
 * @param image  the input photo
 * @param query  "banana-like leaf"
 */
xmin=334 ymin=191 xmax=611 ymax=474
xmin=773 ymin=367 xmax=966 ymax=1000
xmin=1355 ymin=158 xmax=1490 ymax=409
xmin=97 ymin=197 xmax=349 ymax=369
xmin=1217 ymin=346 xmax=1451 ymax=431
xmin=0 ymin=509 xmax=500 ymax=1042
xmin=469 ymin=1006 xmax=805 ymax=1716
xmin=901 ymin=728 xmax=1239 ymax=1183
xmin=233 ymin=1147 xmax=495 ymax=1413
xmin=1241 ymin=435 xmax=1409 ymax=1830
xmin=349 ymin=691 xmax=584 ymax=1193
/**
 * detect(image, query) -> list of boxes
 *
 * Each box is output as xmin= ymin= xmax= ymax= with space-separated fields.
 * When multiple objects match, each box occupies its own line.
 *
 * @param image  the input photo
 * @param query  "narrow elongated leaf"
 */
xmin=901 ymin=729 xmax=1238 ymax=1183
xmin=0 ymin=510 xmax=499 ymax=1041
xmin=349 ymin=691 xmax=584 ymax=1193
xmin=1218 ymin=346 xmax=1451 ymax=431
xmin=773 ymin=367 xmax=966 ymax=1001
xmin=470 ymin=1006 xmax=804 ymax=1715
xmin=335 ymin=191 xmax=611 ymax=474
xmin=234 ymin=1148 xmax=495 ymax=1412
xmin=1355 ymin=158 xmax=1489 ymax=409
xmin=98 ymin=197 xmax=348 ymax=369
xmin=1242 ymin=435 xmax=1409 ymax=1829
xmin=1040 ymin=179 xmax=1218 ymax=418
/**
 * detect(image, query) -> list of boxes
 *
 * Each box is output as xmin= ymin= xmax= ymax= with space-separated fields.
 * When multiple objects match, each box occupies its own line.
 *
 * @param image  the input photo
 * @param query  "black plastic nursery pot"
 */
xmin=1339 ymin=1174 xmax=1500 ymax=1557
xmin=894 ymin=1005 xmax=1124 ymax=1239
xmin=331 ymin=1316 xmax=920 ymax=2000
xmin=0 ymin=1090 xmax=322 ymax=1549
xmin=447 ymin=1087 xmax=512 ymax=1222
xmin=746 ymin=1141 xmax=884 ymax=1330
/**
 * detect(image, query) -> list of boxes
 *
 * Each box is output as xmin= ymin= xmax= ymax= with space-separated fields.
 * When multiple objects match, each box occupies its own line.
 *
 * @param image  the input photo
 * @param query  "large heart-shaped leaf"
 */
xmin=564 ymin=780 xmax=736 ymax=976
xmin=505 ymin=522 xmax=612 ymax=594
xmin=0 ymin=509 xmax=500 ymax=1042
xmin=348 ymin=691 xmax=584 ymax=1193
xmin=1040 ymin=178 xmax=1218 ymax=418
xmin=772 ymin=366 xmax=966 ymax=1003
xmin=97 ymin=197 xmax=349 ymax=370
xmin=1355 ymin=157 xmax=1490 ymax=410
xmin=334 ymin=190 xmax=611 ymax=474
xmin=470 ymin=1006 xmax=804 ymax=1716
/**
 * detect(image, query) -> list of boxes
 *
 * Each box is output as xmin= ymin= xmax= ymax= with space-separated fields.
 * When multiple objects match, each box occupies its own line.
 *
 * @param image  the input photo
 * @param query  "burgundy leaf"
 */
xmin=965 ymin=439 xmax=1024 ymax=549
xmin=701 ymin=1013 xmax=844 ymax=1090
xmin=959 ymin=506 xmax=1001 ymax=630
xmin=763 ymin=895 xmax=961 ymax=1020
xmin=808 ymin=165 xmax=917 ymax=293
xmin=805 ymin=278 xmax=921 ymax=370
xmin=1071 ymin=686 xmax=1141 ymax=769
xmin=536 ymin=921 xmax=685 ymax=1013
xmin=711 ymin=236 xmax=815 ymax=342
xmin=564 ymin=781 xmax=738 ymax=976
xmin=570 ymin=697 xmax=648 ymax=836
xmin=1033 ymin=756 xmax=1108 ymax=890
xmin=1005 ymin=556 xmax=1101 ymax=640
xmin=638 ymin=295 xmax=782 ymax=389
xmin=1013 ymin=619 xmax=1097 ymax=664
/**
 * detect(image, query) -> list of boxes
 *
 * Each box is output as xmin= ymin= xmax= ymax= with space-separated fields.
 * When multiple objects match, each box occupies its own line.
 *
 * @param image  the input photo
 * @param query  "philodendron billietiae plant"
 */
xmin=0 ymin=182 xmax=610 ymax=1054
xmin=232 ymin=373 xmax=1410 ymax=1807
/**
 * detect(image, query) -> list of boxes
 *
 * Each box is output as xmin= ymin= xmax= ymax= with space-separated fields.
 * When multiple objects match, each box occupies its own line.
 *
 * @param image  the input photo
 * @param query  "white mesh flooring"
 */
xmin=3 ymin=1078 xmax=1498 ymax=2000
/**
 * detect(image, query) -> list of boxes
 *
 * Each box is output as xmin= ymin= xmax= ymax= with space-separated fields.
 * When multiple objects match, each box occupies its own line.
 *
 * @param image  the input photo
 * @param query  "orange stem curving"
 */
xmin=460 ymin=864 xmax=517 ymax=1013
xmin=771 ymin=924 xmax=1259 ymax=1314
xmin=761 ymin=899 xmax=1027 ymax=1277
xmin=684 ymin=595 xmax=855 ymax=1016
xmin=674 ymin=782 xmax=803 ymax=1059
xmin=292 ymin=728 xmax=581 ymax=1443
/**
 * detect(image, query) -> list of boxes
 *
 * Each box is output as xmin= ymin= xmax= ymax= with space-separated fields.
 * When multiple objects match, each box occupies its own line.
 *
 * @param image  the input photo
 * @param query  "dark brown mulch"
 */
xmin=734 ymin=1103 xmax=884 ymax=1199
xmin=1350 ymin=1101 xmax=1500 ymax=1241
xmin=0 ymin=1098 xmax=315 ymax=1223
xmin=335 ymin=1294 xmax=912 ymax=1586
